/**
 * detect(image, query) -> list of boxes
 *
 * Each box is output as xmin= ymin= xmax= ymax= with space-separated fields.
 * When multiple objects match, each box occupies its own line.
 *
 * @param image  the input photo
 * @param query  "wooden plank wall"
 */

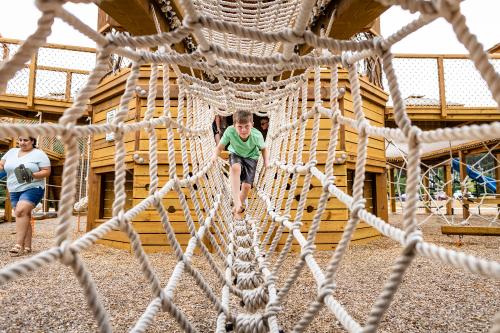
xmin=88 ymin=66 xmax=387 ymax=253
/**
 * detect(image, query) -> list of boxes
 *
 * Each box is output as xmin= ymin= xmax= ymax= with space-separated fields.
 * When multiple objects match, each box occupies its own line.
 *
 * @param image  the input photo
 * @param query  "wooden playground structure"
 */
xmin=1 ymin=0 xmax=499 ymax=249
xmin=0 ymin=38 xmax=93 ymax=223
xmin=0 ymin=1 xmax=499 ymax=332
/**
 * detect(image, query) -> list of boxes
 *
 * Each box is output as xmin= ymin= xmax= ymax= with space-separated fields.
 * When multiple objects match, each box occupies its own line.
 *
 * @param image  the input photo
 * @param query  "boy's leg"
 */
xmin=239 ymin=157 xmax=258 ymax=212
xmin=240 ymin=183 xmax=251 ymax=209
xmin=230 ymin=162 xmax=243 ymax=214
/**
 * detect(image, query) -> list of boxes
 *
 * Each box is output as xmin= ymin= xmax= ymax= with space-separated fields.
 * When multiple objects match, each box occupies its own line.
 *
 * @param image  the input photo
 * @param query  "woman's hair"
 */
xmin=19 ymin=136 xmax=37 ymax=147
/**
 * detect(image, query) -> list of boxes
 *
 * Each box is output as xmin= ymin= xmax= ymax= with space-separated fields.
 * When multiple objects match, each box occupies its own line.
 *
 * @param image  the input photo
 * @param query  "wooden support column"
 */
xmin=459 ymin=151 xmax=470 ymax=219
xmin=374 ymin=172 xmax=389 ymax=221
xmin=86 ymin=168 xmax=102 ymax=232
xmin=422 ymin=167 xmax=432 ymax=214
xmin=444 ymin=163 xmax=453 ymax=215
xmin=388 ymin=167 xmax=396 ymax=213
xmin=27 ymin=52 xmax=38 ymax=107
xmin=4 ymin=191 xmax=12 ymax=222
xmin=495 ymin=153 xmax=500 ymax=211
xmin=4 ymin=138 xmax=16 ymax=222
xmin=437 ymin=56 xmax=447 ymax=119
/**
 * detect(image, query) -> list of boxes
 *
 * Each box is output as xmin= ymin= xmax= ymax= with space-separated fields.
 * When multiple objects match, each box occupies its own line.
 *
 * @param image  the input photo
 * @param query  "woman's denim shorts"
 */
xmin=10 ymin=187 xmax=45 ymax=208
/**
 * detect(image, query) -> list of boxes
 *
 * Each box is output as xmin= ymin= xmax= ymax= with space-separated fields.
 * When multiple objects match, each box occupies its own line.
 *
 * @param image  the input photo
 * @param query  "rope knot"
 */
xmin=408 ymin=126 xmax=422 ymax=148
xmin=59 ymin=240 xmax=76 ymax=266
xmin=153 ymin=191 xmax=163 ymax=204
xmin=318 ymin=281 xmax=336 ymax=303
xmin=404 ymin=230 xmax=423 ymax=248
xmin=35 ymin=0 xmax=63 ymax=13
xmin=182 ymin=15 xmax=202 ymax=30
xmin=300 ymin=243 xmax=315 ymax=260
xmin=264 ymin=300 xmax=282 ymax=318
xmin=340 ymin=52 xmax=351 ymax=69
xmin=372 ymin=36 xmax=389 ymax=56
xmin=357 ymin=119 xmax=369 ymax=137
xmin=432 ymin=0 xmax=461 ymax=20
xmin=290 ymin=221 xmax=302 ymax=231
xmin=323 ymin=175 xmax=335 ymax=192
xmin=350 ymin=199 xmax=366 ymax=218
xmin=117 ymin=211 xmax=129 ymax=231
xmin=289 ymin=28 xmax=305 ymax=44
xmin=308 ymin=160 xmax=317 ymax=171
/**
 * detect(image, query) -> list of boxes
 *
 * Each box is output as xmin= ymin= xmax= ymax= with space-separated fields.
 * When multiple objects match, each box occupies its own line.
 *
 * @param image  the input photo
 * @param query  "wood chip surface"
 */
xmin=0 ymin=215 xmax=498 ymax=332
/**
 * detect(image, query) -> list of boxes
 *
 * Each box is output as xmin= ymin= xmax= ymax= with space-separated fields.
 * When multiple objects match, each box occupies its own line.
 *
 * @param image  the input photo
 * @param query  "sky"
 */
xmin=0 ymin=1 xmax=498 ymax=52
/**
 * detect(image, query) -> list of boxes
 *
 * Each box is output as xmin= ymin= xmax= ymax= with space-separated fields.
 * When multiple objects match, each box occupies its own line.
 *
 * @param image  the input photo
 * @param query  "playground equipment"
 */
xmin=0 ymin=0 xmax=499 ymax=332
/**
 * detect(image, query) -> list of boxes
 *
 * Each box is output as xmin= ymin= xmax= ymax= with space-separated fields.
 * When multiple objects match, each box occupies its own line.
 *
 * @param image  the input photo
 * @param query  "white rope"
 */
xmin=0 ymin=0 xmax=499 ymax=332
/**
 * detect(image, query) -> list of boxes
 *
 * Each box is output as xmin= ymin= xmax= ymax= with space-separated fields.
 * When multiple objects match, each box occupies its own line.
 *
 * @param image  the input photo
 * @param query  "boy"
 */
xmin=212 ymin=110 xmax=269 ymax=219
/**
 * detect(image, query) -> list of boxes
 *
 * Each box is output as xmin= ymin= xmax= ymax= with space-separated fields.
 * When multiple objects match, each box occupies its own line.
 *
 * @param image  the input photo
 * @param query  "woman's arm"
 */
xmin=0 ymin=159 xmax=5 ymax=171
xmin=33 ymin=166 xmax=51 ymax=180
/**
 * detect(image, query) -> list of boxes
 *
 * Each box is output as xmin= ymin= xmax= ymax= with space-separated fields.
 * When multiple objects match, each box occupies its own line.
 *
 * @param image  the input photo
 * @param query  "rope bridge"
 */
xmin=0 ymin=0 xmax=499 ymax=332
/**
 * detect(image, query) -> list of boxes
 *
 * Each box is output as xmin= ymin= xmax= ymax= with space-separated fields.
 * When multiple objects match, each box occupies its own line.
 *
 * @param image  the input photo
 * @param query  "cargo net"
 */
xmin=0 ymin=0 xmax=499 ymax=332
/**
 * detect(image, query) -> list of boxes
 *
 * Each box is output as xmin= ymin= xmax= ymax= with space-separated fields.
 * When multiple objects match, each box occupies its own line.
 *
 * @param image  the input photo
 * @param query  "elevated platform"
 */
xmin=0 ymin=38 xmax=93 ymax=122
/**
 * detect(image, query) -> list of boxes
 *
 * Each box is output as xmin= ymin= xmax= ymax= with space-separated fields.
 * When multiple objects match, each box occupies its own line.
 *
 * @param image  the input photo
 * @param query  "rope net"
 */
xmin=0 ymin=0 xmax=499 ymax=332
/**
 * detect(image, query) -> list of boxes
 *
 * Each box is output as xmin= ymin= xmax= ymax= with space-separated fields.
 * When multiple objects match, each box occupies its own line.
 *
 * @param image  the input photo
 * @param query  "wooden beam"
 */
xmin=422 ymin=166 xmax=432 ymax=213
xmin=3 ymin=138 xmax=16 ymax=223
xmin=437 ymin=57 xmax=447 ymax=118
xmin=495 ymin=153 xmax=500 ymax=211
xmin=27 ymin=52 xmax=37 ymax=108
xmin=459 ymin=150 xmax=470 ymax=219
xmin=441 ymin=225 xmax=500 ymax=236
xmin=389 ymin=167 xmax=396 ymax=213
xmin=374 ymin=172 xmax=388 ymax=221
xmin=444 ymin=164 xmax=453 ymax=215
xmin=86 ymin=168 xmax=102 ymax=232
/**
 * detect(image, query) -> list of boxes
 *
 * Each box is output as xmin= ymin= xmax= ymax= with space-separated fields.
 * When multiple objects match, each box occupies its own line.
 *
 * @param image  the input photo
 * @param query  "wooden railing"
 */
xmin=0 ymin=38 xmax=95 ymax=103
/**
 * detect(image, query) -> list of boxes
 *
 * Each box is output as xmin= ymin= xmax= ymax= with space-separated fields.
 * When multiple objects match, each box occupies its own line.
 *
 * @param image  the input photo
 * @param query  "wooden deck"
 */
xmin=0 ymin=38 xmax=93 ymax=121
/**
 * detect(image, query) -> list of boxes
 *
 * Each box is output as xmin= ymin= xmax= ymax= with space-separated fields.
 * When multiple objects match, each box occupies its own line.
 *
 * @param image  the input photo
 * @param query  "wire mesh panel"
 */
xmin=444 ymin=58 xmax=500 ymax=107
xmin=34 ymin=69 xmax=67 ymax=99
xmin=4 ymin=67 xmax=29 ymax=96
xmin=37 ymin=47 xmax=95 ymax=71
xmin=71 ymin=73 xmax=88 ymax=99
xmin=383 ymin=58 xmax=440 ymax=106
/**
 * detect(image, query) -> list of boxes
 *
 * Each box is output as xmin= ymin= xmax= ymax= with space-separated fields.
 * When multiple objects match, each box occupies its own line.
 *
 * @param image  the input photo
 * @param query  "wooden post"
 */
xmin=459 ymin=151 xmax=470 ymax=219
xmin=374 ymin=172 xmax=389 ymax=221
xmin=86 ymin=168 xmax=101 ymax=232
xmin=4 ymin=191 xmax=12 ymax=222
xmin=437 ymin=56 xmax=447 ymax=118
xmin=4 ymin=137 xmax=16 ymax=222
xmin=27 ymin=52 xmax=38 ymax=108
xmin=65 ymin=72 xmax=72 ymax=101
xmin=444 ymin=163 xmax=453 ymax=215
xmin=495 ymin=153 xmax=500 ymax=211
xmin=388 ymin=167 xmax=396 ymax=213
xmin=422 ymin=166 xmax=432 ymax=214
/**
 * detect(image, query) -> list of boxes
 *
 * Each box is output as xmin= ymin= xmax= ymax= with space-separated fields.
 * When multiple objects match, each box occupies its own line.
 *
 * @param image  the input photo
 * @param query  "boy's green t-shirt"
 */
xmin=220 ymin=126 xmax=266 ymax=160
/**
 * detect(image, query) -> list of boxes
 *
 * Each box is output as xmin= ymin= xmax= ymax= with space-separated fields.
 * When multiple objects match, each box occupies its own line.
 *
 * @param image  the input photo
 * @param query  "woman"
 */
xmin=0 ymin=136 xmax=51 ymax=256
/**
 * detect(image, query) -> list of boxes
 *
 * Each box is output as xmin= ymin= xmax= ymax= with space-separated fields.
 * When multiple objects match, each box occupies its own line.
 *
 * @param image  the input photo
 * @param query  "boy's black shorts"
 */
xmin=229 ymin=153 xmax=258 ymax=185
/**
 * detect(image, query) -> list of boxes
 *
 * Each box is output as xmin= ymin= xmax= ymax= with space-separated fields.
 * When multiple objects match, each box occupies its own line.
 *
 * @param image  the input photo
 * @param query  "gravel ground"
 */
xmin=0 ymin=215 xmax=498 ymax=332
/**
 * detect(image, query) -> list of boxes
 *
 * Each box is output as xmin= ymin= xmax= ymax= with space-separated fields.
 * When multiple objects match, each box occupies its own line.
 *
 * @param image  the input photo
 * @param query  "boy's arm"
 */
xmin=261 ymin=147 xmax=270 ymax=168
xmin=212 ymin=143 xmax=225 ymax=163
